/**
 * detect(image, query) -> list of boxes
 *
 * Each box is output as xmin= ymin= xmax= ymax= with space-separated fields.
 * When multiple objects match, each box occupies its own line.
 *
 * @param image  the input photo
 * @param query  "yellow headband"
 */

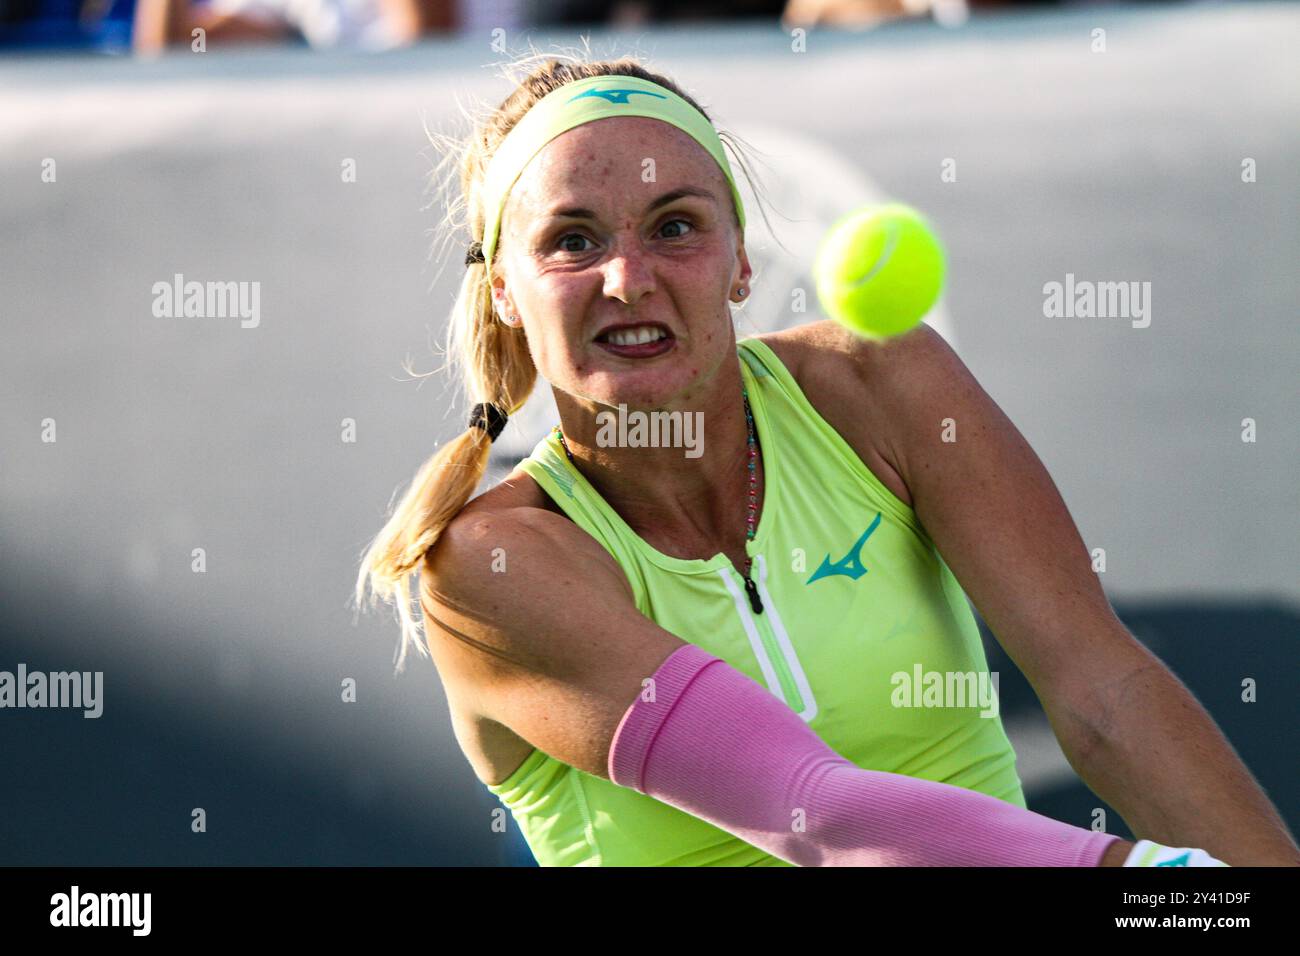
xmin=478 ymin=74 xmax=746 ymax=280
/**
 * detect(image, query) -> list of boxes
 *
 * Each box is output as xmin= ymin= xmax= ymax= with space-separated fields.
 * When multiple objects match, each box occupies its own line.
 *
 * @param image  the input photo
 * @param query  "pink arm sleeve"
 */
xmin=608 ymin=643 xmax=1121 ymax=867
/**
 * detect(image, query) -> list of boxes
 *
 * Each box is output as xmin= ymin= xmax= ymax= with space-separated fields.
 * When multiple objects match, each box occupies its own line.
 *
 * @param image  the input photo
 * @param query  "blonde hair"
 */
xmin=355 ymin=45 xmax=776 ymax=672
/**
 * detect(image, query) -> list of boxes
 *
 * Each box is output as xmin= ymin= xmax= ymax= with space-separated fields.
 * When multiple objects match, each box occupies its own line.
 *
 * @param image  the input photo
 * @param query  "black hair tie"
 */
xmin=465 ymin=241 xmax=485 ymax=266
xmin=468 ymin=402 xmax=508 ymax=441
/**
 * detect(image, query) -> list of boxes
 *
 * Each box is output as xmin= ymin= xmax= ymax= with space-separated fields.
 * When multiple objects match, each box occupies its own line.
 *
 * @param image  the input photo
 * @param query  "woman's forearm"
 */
xmin=1053 ymin=658 xmax=1300 ymax=866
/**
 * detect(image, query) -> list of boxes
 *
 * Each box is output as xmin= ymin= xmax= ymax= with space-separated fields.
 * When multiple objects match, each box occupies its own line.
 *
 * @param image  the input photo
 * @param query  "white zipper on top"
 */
xmin=716 ymin=553 xmax=818 ymax=722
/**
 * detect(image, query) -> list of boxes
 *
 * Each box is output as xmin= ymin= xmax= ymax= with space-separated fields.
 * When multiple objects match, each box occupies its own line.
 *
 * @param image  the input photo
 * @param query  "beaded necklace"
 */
xmin=552 ymin=386 xmax=764 ymax=613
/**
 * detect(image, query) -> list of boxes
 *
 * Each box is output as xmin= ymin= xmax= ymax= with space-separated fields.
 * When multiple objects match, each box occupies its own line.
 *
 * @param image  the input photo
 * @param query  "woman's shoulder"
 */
xmin=462 ymin=464 xmax=562 ymax=519
xmin=750 ymin=318 xmax=923 ymax=379
xmin=750 ymin=321 xmax=917 ymax=510
xmin=439 ymin=468 xmax=589 ymax=562
xmin=432 ymin=466 xmax=629 ymax=594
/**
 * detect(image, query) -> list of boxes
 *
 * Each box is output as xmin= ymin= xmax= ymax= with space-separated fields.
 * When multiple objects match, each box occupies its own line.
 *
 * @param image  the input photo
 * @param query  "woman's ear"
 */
xmin=490 ymin=279 xmax=519 ymax=326
xmin=733 ymin=240 xmax=754 ymax=300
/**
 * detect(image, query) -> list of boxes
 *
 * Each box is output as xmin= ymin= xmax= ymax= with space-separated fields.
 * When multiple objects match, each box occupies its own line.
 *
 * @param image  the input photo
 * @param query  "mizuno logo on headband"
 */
xmin=567 ymin=88 xmax=669 ymax=105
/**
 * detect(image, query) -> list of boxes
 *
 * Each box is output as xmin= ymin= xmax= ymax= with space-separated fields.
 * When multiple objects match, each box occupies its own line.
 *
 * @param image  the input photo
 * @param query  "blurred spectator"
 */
xmin=0 ymin=0 xmax=136 ymax=50
xmin=781 ymin=0 xmax=976 ymax=29
xmin=524 ymin=0 xmax=786 ymax=26
xmin=523 ymin=0 xmax=1046 ymax=30
xmin=782 ymin=0 xmax=914 ymax=29
xmin=131 ymin=0 xmax=456 ymax=52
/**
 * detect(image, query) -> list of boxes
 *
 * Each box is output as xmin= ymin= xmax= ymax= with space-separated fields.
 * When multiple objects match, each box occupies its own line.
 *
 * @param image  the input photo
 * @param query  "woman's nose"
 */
xmin=601 ymin=239 xmax=655 ymax=305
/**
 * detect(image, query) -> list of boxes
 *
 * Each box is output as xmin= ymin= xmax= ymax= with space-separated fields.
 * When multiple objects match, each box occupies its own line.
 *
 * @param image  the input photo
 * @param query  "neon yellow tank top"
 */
xmin=486 ymin=336 xmax=1026 ymax=866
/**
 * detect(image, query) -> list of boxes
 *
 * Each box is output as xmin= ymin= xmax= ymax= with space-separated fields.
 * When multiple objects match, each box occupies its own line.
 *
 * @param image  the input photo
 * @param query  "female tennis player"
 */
xmin=355 ymin=55 xmax=1298 ymax=867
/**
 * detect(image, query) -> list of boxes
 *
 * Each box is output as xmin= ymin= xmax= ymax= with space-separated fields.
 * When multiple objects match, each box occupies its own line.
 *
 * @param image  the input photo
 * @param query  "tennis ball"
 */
xmin=813 ymin=203 xmax=946 ymax=339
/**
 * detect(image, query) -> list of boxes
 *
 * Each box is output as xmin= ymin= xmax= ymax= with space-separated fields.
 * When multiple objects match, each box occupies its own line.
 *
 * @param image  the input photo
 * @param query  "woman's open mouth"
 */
xmin=594 ymin=323 xmax=675 ymax=358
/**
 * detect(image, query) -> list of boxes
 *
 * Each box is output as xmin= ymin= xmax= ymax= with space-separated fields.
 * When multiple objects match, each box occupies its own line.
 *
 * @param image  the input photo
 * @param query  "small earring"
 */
xmin=737 ymin=287 xmax=747 ymax=299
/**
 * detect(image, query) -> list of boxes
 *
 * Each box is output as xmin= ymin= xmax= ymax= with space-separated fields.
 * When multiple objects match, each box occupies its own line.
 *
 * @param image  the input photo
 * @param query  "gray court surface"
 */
xmin=1 ymin=2 xmax=1296 ymax=864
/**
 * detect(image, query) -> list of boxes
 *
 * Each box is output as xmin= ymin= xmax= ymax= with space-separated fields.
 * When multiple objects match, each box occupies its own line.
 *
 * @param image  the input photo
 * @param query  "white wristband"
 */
xmin=1123 ymin=839 xmax=1230 ymax=867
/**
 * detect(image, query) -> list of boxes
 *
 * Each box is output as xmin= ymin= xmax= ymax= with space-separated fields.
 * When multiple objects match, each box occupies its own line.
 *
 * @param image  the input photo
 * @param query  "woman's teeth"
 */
xmin=605 ymin=326 xmax=666 ymax=346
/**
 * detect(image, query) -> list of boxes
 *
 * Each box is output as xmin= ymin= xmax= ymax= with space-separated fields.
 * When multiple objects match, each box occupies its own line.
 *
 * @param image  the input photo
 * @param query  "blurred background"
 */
xmin=1 ymin=0 xmax=1297 ymax=865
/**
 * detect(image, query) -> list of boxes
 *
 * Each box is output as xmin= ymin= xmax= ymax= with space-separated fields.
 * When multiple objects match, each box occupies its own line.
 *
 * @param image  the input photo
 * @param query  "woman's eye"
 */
xmin=557 ymin=233 xmax=593 ymax=253
xmin=658 ymin=218 xmax=694 ymax=239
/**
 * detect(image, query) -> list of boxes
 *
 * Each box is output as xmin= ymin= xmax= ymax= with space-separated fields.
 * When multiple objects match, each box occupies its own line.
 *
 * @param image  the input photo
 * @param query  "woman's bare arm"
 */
xmin=843 ymin=322 xmax=1298 ymax=865
xmin=419 ymin=504 xmax=684 ymax=780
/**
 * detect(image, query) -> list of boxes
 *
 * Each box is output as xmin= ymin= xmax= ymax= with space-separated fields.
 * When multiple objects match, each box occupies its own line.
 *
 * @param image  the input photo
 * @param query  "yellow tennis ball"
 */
xmin=813 ymin=203 xmax=946 ymax=339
